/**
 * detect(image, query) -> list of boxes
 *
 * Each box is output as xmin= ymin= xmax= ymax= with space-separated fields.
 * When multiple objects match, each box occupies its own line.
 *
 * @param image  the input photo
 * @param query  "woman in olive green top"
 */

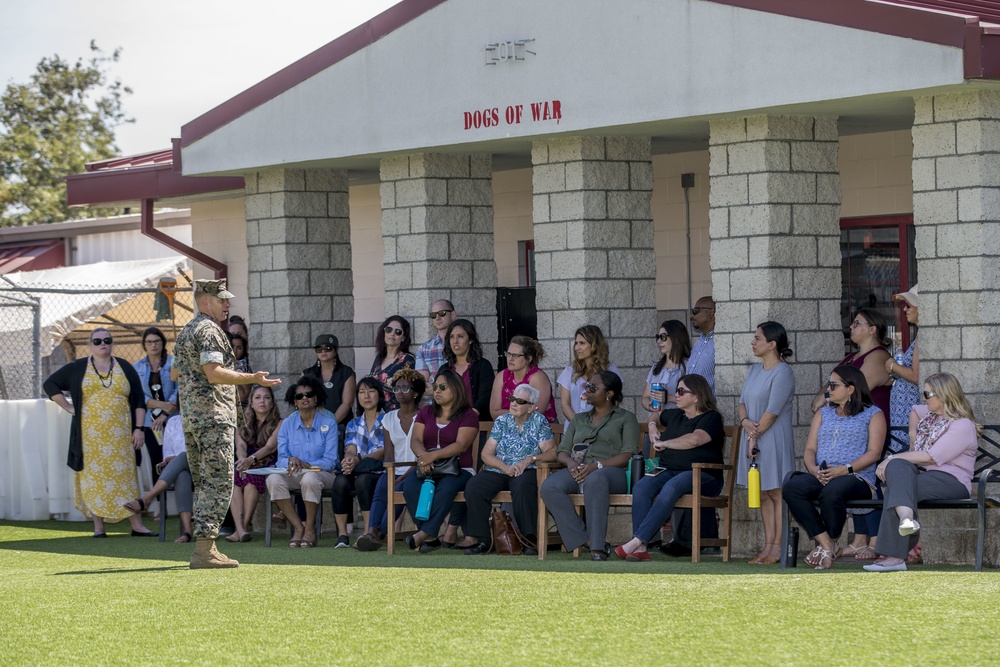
xmin=540 ymin=370 xmax=638 ymax=560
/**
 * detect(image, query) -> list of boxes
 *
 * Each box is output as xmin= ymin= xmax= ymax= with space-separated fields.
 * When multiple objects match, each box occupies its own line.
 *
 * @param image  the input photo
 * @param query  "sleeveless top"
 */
xmin=841 ymin=347 xmax=891 ymax=418
xmin=501 ymin=366 xmax=558 ymax=423
xmin=816 ymin=404 xmax=880 ymax=491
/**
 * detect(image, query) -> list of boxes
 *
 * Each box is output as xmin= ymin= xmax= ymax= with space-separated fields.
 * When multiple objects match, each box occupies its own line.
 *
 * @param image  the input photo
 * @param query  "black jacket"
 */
xmin=43 ymin=357 xmax=145 ymax=472
xmin=439 ymin=357 xmax=495 ymax=417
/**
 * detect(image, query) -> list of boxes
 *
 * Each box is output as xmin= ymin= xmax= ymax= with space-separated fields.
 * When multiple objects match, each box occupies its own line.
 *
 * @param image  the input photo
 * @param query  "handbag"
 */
xmin=489 ymin=508 xmax=535 ymax=555
xmin=416 ymin=455 xmax=461 ymax=479
xmin=352 ymin=457 xmax=385 ymax=475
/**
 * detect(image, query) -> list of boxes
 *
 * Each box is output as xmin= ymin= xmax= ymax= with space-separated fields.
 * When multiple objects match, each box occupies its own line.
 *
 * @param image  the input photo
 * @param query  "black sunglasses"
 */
xmin=654 ymin=333 xmax=669 ymax=342
xmin=509 ymin=396 xmax=532 ymax=405
xmin=675 ymin=387 xmax=691 ymax=396
xmin=584 ymin=382 xmax=603 ymax=393
xmin=691 ymin=307 xmax=714 ymax=315
xmin=383 ymin=326 xmax=404 ymax=336
xmin=432 ymin=383 xmax=450 ymax=392
xmin=315 ymin=345 xmax=335 ymax=352
xmin=294 ymin=391 xmax=316 ymax=400
xmin=429 ymin=309 xmax=453 ymax=318
xmin=91 ymin=337 xmax=113 ymax=346
xmin=923 ymin=390 xmax=937 ymax=399
xmin=827 ymin=381 xmax=849 ymax=390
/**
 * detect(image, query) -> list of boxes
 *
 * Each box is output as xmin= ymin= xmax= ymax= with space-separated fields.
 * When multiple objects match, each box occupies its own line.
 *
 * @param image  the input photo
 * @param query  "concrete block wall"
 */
xmin=532 ymin=136 xmax=657 ymax=417
xmin=243 ymin=168 xmax=355 ymax=381
xmin=379 ymin=153 xmax=498 ymax=351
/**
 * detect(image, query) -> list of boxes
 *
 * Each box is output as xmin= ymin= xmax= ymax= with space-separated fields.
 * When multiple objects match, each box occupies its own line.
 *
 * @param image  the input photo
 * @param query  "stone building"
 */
xmin=68 ymin=0 xmax=1000 ymax=562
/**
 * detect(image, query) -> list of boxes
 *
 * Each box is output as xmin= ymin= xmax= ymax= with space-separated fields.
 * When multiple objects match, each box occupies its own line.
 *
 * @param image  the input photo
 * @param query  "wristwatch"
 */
xmin=847 ymin=465 xmax=855 ymax=474
xmin=596 ymin=461 xmax=603 ymax=469
xmin=531 ymin=455 xmax=537 ymax=464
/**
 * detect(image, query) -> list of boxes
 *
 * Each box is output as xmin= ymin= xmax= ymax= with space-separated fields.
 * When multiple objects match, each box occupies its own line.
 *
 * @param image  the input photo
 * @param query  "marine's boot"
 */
xmin=189 ymin=537 xmax=239 ymax=569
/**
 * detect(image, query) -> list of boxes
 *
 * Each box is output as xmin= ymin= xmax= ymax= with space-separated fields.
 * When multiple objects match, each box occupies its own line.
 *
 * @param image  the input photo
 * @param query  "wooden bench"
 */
xmin=779 ymin=425 xmax=1000 ymax=571
xmin=536 ymin=424 xmax=741 ymax=562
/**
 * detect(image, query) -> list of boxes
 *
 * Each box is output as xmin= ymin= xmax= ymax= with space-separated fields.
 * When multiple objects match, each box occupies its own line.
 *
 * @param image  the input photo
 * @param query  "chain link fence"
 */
xmin=0 ymin=278 xmax=194 ymax=400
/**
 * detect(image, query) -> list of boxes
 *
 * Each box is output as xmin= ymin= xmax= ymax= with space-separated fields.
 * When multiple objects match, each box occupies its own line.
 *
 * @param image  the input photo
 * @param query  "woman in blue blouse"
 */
xmin=331 ymin=377 xmax=386 ymax=548
xmin=133 ymin=327 xmax=178 ymax=478
xmin=457 ymin=384 xmax=556 ymax=555
xmin=782 ymin=365 xmax=885 ymax=570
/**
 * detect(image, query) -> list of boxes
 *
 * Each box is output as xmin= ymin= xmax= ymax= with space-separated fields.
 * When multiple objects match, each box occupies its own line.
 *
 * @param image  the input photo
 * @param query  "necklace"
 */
xmin=91 ymin=356 xmax=115 ymax=388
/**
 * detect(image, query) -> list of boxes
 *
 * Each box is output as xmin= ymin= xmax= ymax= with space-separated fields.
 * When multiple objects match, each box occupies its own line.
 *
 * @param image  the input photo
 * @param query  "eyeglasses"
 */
xmin=654 ymin=333 xmax=669 ymax=342
xmin=584 ymin=383 xmax=603 ymax=393
xmin=826 ymin=381 xmax=848 ymax=390
xmin=383 ymin=326 xmax=404 ymax=336
xmin=691 ymin=307 xmax=714 ymax=315
xmin=675 ymin=387 xmax=691 ymax=396
xmin=509 ymin=396 xmax=532 ymax=405
xmin=315 ymin=345 xmax=335 ymax=353
xmin=294 ymin=391 xmax=316 ymax=400
xmin=432 ymin=383 xmax=449 ymax=392
xmin=91 ymin=337 xmax=113 ymax=346
xmin=144 ymin=339 xmax=162 ymax=346
xmin=504 ymin=351 xmax=527 ymax=359
xmin=923 ymin=391 xmax=937 ymax=399
xmin=392 ymin=385 xmax=412 ymax=394
xmin=429 ymin=309 xmax=453 ymax=318
xmin=850 ymin=319 xmax=871 ymax=329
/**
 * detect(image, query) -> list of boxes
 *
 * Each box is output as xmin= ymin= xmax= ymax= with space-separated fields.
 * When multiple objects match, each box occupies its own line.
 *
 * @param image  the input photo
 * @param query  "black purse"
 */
xmin=417 ymin=455 xmax=461 ymax=479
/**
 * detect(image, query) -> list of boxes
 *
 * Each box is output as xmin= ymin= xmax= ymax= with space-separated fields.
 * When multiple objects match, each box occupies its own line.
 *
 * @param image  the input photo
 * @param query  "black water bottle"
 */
xmin=629 ymin=453 xmax=645 ymax=493
xmin=787 ymin=526 xmax=799 ymax=568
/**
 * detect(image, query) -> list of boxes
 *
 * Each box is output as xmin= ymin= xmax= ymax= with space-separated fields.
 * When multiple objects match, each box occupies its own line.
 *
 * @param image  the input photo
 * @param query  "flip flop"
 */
xmin=289 ymin=539 xmax=301 ymax=548
xmin=224 ymin=533 xmax=242 ymax=543
xmin=174 ymin=532 xmax=192 ymax=544
xmin=240 ymin=534 xmax=252 ymax=543
xmin=123 ymin=498 xmax=146 ymax=514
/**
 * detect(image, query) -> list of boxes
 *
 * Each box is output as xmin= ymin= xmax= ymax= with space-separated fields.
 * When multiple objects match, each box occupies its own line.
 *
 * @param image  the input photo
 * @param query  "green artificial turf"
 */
xmin=1 ymin=520 xmax=997 ymax=666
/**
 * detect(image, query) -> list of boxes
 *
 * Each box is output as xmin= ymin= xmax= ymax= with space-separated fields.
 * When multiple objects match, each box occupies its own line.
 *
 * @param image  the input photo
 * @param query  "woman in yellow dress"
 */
xmin=44 ymin=328 xmax=156 ymax=537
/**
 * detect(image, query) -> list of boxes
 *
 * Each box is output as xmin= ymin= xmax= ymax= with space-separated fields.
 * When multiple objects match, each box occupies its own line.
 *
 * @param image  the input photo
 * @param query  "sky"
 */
xmin=0 ymin=0 xmax=399 ymax=156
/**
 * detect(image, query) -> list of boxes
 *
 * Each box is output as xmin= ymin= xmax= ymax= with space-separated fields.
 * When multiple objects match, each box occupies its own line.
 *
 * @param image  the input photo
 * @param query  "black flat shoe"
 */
xmin=418 ymin=538 xmax=442 ymax=554
xmin=522 ymin=547 xmax=538 ymax=556
xmin=131 ymin=529 xmax=158 ymax=537
xmin=92 ymin=533 xmax=107 ymax=538
xmin=441 ymin=540 xmax=457 ymax=549
xmin=591 ymin=552 xmax=608 ymax=561
xmin=463 ymin=541 xmax=490 ymax=555
xmin=405 ymin=535 xmax=418 ymax=550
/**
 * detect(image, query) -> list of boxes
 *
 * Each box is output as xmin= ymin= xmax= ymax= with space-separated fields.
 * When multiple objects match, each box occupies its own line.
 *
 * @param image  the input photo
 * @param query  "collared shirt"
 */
xmin=174 ymin=312 xmax=240 ymax=429
xmin=688 ymin=330 xmax=716 ymax=394
xmin=415 ymin=335 xmax=446 ymax=376
xmin=486 ymin=411 xmax=554 ymax=473
xmin=558 ymin=406 xmax=640 ymax=465
xmin=276 ymin=409 xmax=339 ymax=471
xmin=133 ymin=354 xmax=179 ymax=427
xmin=345 ymin=412 xmax=385 ymax=457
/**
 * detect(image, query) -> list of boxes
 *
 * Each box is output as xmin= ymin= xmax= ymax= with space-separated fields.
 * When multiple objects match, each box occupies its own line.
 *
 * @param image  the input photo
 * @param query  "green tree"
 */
xmin=0 ymin=41 xmax=133 ymax=227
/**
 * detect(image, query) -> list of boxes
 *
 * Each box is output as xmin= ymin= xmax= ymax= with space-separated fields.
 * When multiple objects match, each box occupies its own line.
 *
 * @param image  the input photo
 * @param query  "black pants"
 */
xmin=782 ymin=471 xmax=872 ymax=541
xmin=142 ymin=427 xmax=164 ymax=482
xmin=463 ymin=470 xmax=538 ymax=543
xmin=331 ymin=472 xmax=381 ymax=513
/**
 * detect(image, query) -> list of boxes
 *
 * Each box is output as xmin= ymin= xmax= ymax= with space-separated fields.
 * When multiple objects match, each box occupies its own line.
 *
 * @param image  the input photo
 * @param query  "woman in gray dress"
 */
xmin=737 ymin=321 xmax=795 ymax=565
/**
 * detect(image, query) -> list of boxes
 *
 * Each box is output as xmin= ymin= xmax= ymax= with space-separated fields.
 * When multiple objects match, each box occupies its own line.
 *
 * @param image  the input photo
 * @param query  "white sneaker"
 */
xmin=898 ymin=518 xmax=921 ymax=536
xmin=863 ymin=559 xmax=907 ymax=572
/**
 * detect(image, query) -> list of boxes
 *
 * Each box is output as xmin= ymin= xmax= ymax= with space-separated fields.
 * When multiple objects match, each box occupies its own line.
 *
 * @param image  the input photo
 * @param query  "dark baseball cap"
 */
xmin=314 ymin=334 xmax=338 ymax=348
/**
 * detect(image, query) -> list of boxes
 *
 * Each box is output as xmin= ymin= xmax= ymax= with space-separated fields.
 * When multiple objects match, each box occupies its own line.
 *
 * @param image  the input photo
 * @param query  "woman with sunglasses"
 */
xmin=641 ymin=320 xmax=691 ymax=416
xmin=557 ymin=325 xmax=621 ymax=426
xmin=459 ymin=383 xmax=556 ymax=555
xmin=44 ymin=328 xmax=157 ymax=537
xmin=133 ymin=326 xmax=178 ymax=480
xmin=439 ymin=318 xmax=494 ymax=416
xmin=356 ymin=368 xmax=425 ymax=551
xmin=264 ymin=375 xmax=339 ymax=548
xmin=616 ymin=374 xmax=724 ymax=561
xmin=303 ymin=333 xmax=356 ymax=443
xmin=810 ymin=307 xmax=892 ymax=560
xmin=331 ymin=377 xmax=387 ymax=548
xmin=540 ymin=370 xmax=638 ymax=561
xmin=866 ymin=373 xmax=979 ymax=572
xmin=737 ymin=321 xmax=795 ymax=564
xmin=782 ymin=366 xmax=885 ymax=569
xmin=369 ymin=315 xmax=415 ymax=410
xmin=226 ymin=385 xmax=282 ymax=543
xmin=489 ymin=335 xmax=558 ymax=423
xmin=400 ymin=370 xmax=479 ymax=553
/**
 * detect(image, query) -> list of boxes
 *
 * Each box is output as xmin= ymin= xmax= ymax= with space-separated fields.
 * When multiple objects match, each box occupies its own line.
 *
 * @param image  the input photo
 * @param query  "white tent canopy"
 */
xmin=0 ymin=256 xmax=189 ymax=363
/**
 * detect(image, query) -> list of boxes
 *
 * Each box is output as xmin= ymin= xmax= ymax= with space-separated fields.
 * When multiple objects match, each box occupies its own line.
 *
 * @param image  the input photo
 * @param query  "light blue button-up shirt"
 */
xmin=276 ymin=409 xmax=339 ymax=471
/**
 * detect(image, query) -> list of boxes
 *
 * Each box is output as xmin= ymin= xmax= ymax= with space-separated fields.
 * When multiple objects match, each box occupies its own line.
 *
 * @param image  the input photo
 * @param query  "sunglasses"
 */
xmin=826 ymin=381 xmax=848 ymax=390
xmin=383 ymin=326 xmax=404 ymax=336
xmin=654 ymin=333 xmax=669 ymax=342
xmin=432 ymin=383 xmax=450 ymax=392
xmin=504 ymin=351 xmax=527 ymax=359
xmin=91 ymin=337 xmax=113 ymax=346
xmin=429 ymin=309 xmax=453 ymax=318
xmin=392 ymin=385 xmax=412 ymax=394
xmin=584 ymin=383 xmax=603 ymax=393
xmin=315 ymin=345 xmax=335 ymax=353
xmin=923 ymin=391 xmax=937 ymax=399
xmin=691 ymin=307 xmax=714 ymax=315
xmin=294 ymin=391 xmax=316 ymax=400
xmin=509 ymin=396 xmax=532 ymax=405
xmin=675 ymin=387 xmax=691 ymax=396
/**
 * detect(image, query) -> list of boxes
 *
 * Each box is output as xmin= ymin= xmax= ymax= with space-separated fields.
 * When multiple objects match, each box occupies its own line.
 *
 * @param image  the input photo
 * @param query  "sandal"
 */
xmin=907 ymin=544 xmax=923 ymax=565
xmin=814 ymin=549 xmax=835 ymax=570
xmin=804 ymin=545 xmax=823 ymax=566
xmin=853 ymin=545 xmax=877 ymax=561
xmin=123 ymin=498 xmax=146 ymax=514
xmin=174 ymin=532 xmax=192 ymax=544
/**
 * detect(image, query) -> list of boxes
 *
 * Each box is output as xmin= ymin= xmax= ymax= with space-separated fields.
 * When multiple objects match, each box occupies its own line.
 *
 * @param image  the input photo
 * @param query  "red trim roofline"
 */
xmin=179 ymin=0 xmax=447 ymax=149
xmin=66 ymin=162 xmax=244 ymax=206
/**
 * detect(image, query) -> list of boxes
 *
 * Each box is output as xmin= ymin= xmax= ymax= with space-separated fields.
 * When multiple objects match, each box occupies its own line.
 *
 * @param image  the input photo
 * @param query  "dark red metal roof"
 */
xmin=887 ymin=1 xmax=1000 ymax=25
xmin=84 ymin=149 xmax=175 ymax=172
xmin=0 ymin=239 xmax=64 ymax=274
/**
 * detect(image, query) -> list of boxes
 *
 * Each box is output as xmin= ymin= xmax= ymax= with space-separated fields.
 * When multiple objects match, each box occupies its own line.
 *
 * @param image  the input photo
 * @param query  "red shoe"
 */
xmin=626 ymin=550 xmax=651 ymax=562
xmin=614 ymin=545 xmax=629 ymax=560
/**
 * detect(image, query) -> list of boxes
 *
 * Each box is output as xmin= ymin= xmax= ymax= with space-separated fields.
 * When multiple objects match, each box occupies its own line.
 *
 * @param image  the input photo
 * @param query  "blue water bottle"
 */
xmin=415 ymin=479 xmax=435 ymax=522
xmin=650 ymin=383 xmax=664 ymax=410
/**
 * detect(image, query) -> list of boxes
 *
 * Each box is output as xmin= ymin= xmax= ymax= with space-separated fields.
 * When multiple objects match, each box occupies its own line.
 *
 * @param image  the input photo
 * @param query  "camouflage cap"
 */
xmin=194 ymin=279 xmax=236 ymax=299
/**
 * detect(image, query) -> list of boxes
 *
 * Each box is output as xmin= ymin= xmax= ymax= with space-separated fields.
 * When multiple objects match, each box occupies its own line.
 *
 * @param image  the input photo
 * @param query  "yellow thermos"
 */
xmin=748 ymin=460 xmax=761 ymax=508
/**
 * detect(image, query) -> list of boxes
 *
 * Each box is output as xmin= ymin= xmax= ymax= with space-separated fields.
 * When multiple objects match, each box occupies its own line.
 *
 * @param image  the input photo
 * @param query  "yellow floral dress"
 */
xmin=74 ymin=362 xmax=140 ymax=521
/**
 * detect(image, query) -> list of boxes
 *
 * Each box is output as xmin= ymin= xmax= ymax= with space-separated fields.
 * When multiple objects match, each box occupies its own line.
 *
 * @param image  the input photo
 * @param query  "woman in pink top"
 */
xmin=864 ymin=372 xmax=979 ymax=572
xmin=489 ymin=335 xmax=558 ymax=423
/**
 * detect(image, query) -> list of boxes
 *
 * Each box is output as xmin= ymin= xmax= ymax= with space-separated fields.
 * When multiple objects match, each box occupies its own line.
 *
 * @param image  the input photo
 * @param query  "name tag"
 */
xmin=320 ymin=425 xmax=329 ymax=433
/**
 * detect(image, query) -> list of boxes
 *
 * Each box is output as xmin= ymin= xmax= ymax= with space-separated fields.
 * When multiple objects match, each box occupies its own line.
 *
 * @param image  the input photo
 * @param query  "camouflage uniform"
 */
xmin=174 ymin=310 xmax=243 ymax=539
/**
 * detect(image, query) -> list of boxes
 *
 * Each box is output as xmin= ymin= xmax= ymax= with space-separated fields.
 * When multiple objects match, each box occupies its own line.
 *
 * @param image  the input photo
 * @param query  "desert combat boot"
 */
xmin=190 ymin=537 xmax=239 ymax=569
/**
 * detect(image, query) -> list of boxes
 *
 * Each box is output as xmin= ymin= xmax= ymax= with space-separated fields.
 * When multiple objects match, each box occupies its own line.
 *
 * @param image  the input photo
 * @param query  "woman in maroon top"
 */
xmin=488 ymin=335 xmax=558 ymax=423
xmin=401 ymin=369 xmax=479 ymax=553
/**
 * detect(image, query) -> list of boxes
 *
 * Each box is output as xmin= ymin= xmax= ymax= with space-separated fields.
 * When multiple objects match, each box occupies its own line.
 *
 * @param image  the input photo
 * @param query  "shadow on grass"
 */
xmin=54 ymin=565 xmax=189 ymax=575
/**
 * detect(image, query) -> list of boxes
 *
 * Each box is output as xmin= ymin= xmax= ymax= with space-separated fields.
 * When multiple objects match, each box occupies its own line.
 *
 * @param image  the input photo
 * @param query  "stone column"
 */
xmin=709 ymin=115 xmax=843 ymax=430
xmin=378 ymin=154 xmax=497 ymax=351
xmin=532 ymin=136 xmax=656 ymax=417
xmin=911 ymin=90 xmax=1000 ymax=423
xmin=243 ymin=169 xmax=354 ymax=381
